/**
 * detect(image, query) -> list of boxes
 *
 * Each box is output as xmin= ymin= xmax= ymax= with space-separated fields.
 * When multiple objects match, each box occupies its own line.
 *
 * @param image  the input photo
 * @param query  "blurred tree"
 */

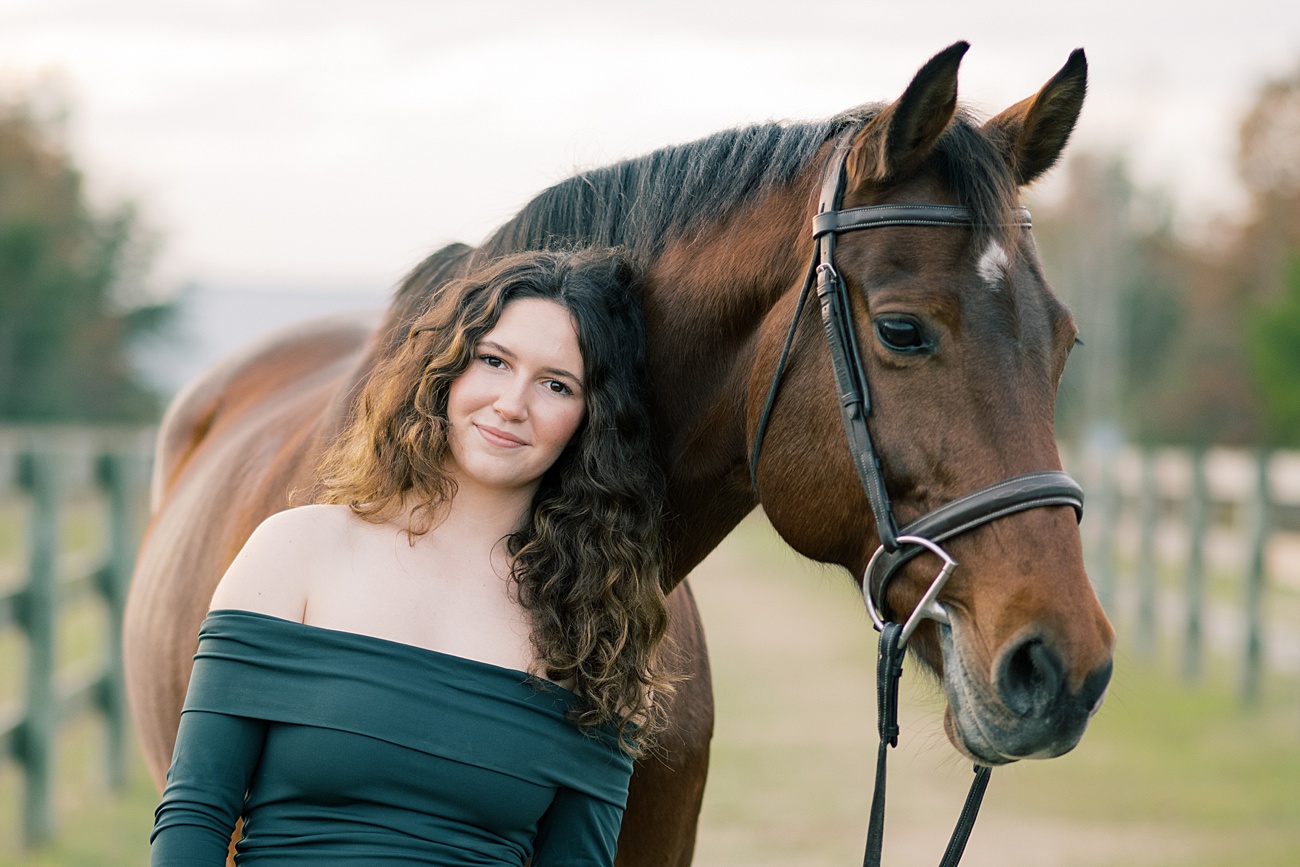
xmin=0 ymin=95 xmax=171 ymax=423
xmin=1032 ymin=155 xmax=1128 ymax=443
xmin=1232 ymin=63 xmax=1300 ymax=446
xmin=1237 ymin=65 xmax=1300 ymax=222
xmin=1245 ymin=257 xmax=1300 ymax=446
xmin=1033 ymin=155 xmax=1214 ymax=445
xmin=1040 ymin=59 xmax=1300 ymax=449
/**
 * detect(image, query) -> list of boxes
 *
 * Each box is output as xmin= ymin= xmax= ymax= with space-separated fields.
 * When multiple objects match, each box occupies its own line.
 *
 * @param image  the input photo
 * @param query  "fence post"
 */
xmin=1088 ymin=446 xmax=1119 ymax=614
xmin=1241 ymin=450 xmax=1271 ymax=705
xmin=1182 ymin=448 xmax=1208 ymax=683
xmin=96 ymin=450 xmax=145 ymax=790
xmin=17 ymin=449 xmax=61 ymax=847
xmin=1135 ymin=448 xmax=1159 ymax=658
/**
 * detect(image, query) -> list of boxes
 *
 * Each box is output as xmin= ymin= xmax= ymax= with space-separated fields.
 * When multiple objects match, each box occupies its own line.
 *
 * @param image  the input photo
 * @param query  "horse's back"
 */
xmin=127 ymin=310 xmax=380 ymax=785
xmin=150 ymin=311 xmax=382 ymax=508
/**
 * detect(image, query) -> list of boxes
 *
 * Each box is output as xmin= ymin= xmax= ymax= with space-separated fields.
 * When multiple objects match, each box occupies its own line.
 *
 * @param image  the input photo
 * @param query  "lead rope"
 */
xmin=863 ymin=624 xmax=991 ymax=867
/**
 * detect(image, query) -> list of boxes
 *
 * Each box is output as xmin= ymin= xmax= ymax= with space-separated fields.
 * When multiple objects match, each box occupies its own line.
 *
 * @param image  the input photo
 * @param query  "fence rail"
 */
xmin=1074 ymin=443 xmax=1300 ymax=702
xmin=0 ymin=427 xmax=152 ymax=848
xmin=0 ymin=429 xmax=1294 ymax=845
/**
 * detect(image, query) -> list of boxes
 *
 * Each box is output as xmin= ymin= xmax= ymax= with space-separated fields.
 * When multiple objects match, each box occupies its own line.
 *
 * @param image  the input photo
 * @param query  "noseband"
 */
xmin=748 ymin=133 xmax=1086 ymax=867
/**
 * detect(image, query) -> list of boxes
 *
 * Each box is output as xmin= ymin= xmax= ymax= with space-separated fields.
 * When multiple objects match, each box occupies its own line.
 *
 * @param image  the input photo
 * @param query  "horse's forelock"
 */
xmin=935 ymin=108 xmax=1024 ymax=250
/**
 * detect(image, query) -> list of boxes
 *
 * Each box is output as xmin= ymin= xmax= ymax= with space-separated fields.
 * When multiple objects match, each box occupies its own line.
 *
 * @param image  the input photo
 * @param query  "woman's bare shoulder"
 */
xmin=208 ymin=504 xmax=364 ymax=619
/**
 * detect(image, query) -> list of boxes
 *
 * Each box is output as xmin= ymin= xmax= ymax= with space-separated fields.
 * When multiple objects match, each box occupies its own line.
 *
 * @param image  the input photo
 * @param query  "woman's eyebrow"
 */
xmin=544 ymin=364 xmax=584 ymax=387
xmin=477 ymin=339 xmax=513 ymax=358
xmin=479 ymin=340 xmax=583 ymax=386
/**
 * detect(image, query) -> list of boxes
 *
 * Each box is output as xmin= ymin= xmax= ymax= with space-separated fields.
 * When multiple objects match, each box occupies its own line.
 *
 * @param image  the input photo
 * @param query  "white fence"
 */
xmin=1072 ymin=444 xmax=1300 ymax=702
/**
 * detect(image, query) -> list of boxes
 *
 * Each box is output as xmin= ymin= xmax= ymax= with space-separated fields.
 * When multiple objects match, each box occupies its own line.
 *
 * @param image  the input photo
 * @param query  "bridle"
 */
xmin=748 ymin=132 xmax=1085 ymax=867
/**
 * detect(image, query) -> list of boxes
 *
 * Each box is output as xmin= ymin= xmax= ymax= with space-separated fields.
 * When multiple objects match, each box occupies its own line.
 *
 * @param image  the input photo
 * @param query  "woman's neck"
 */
xmin=426 ymin=476 xmax=538 ymax=551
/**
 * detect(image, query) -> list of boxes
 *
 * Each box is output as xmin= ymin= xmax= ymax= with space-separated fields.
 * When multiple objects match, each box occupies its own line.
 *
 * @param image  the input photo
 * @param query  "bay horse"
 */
xmin=125 ymin=42 xmax=1114 ymax=866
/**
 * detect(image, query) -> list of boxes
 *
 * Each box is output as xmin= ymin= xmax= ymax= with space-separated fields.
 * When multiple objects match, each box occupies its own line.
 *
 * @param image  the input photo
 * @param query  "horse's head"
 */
xmin=752 ymin=43 xmax=1114 ymax=765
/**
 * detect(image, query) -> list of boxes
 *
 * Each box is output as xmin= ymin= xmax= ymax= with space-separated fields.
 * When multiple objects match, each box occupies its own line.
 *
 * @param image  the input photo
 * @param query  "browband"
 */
xmin=812 ymin=204 xmax=1032 ymax=237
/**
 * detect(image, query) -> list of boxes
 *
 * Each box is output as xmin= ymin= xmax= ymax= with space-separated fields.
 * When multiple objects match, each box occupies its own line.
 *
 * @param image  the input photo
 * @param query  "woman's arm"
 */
xmin=152 ymin=505 xmax=342 ymax=864
xmin=150 ymin=511 xmax=310 ymax=863
xmin=150 ymin=707 xmax=267 ymax=866
xmin=531 ymin=786 xmax=626 ymax=867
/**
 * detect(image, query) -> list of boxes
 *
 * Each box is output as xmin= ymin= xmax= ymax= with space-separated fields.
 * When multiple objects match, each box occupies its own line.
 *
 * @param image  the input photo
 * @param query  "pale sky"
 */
xmin=2 ymin=0 xmax=1298 ymax=296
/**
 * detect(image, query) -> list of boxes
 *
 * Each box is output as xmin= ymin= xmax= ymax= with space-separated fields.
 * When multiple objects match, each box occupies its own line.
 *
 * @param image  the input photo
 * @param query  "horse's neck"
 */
xmin=368 ymin=186 xmax=814 ymax=582
xmin=644 ymin=184 xmax=812 ymax=580
xmin=380 ymin=243 xmax=478 ymax=340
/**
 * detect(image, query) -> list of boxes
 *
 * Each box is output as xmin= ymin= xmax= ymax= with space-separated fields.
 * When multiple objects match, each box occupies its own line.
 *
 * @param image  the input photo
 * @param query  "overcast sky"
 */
xmin=2 ymin=0 xmax=1298 ymax=296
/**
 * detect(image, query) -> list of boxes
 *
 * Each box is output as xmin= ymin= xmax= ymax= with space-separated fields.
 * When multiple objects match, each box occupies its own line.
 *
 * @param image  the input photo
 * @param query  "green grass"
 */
xmin=2 ymin=512 xmax=1298 ymax=866
xmin=1054 ymin=659 xmax=1300 ymax=827
xmin=980 ymin=656 xmax=1300 ymax=867
xmin=0 ymin=727 xmax=156 ymax=866
xmin=690 ymin=515 xmax=1300 ymax=867
xmin=2 ymin=491 xmax=155 ymax=865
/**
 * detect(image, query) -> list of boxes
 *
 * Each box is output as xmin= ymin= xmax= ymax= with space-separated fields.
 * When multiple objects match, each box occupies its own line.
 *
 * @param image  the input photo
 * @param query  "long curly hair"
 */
xmin=316 ymin=248 xmax=672 ymax=753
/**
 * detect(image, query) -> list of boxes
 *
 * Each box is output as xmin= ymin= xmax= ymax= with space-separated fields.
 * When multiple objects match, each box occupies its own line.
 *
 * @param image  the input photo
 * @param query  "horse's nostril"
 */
xmin=997 ymin=638 xmax=1064 ymax=718
xmin=1078 ymin=659 xmax=1113 ymax=715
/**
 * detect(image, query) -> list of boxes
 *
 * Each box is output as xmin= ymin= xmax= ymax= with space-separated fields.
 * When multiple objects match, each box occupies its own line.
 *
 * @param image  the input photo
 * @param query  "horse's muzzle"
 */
xmin=940 ymin=623 xmax=1113 ymax=765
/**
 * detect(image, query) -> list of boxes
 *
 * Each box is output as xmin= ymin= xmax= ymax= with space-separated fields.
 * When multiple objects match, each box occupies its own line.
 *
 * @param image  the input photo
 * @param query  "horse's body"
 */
xmin=125 ymin=44 xmax=1114 ymax=866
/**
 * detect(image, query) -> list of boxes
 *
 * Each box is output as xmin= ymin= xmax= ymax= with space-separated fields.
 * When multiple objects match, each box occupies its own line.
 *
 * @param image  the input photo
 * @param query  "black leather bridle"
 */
xmin=748 ymin=132 xmax=1086 ymax=867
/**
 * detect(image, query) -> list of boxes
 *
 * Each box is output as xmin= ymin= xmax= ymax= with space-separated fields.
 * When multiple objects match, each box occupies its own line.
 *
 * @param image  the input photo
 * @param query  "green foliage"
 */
xmin=0 ymin=99 xmax=171 ymax=423
xmin=1246 ymin=257 xmax=1300 ymax=447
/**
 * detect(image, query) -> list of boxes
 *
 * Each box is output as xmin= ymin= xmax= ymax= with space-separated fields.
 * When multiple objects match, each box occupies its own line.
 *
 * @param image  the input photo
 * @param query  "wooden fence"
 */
xmin=0 ymin=427 xmax=152 ymax=848
xmin=1073 ymin=443 xmax=1300 ymax=702
xmin=0 ymin=428 xmax=1294 ymax=845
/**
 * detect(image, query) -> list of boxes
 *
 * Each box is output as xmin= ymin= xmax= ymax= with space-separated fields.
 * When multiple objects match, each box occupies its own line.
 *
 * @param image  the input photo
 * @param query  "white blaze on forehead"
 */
xmin=977 ymin=241 xmax=1011 ymax=289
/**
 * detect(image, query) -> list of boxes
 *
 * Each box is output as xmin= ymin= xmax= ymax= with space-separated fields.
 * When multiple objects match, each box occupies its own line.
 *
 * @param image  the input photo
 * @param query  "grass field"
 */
xmin=3 ymin=512 xmax=1298 ymax=866
xmin=690 ymin=515 xmax=1300 ymax=867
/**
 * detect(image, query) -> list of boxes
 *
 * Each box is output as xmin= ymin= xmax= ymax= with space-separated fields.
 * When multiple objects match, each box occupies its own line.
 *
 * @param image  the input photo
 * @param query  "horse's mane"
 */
xmin=476 ymin=110 xmax=865 ymax=260
xmin=391 ymin=105 xmax=1016 ymax=320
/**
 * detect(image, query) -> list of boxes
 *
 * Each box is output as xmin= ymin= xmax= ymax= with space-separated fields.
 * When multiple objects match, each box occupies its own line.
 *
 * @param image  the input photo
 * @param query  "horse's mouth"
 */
xmin=937 ymin=621 xmax=1109 ymax=766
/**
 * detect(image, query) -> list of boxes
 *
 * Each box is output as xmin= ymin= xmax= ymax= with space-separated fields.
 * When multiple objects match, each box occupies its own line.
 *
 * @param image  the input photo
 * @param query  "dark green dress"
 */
xmin=150 ymin=609 xmax=634 ymax=866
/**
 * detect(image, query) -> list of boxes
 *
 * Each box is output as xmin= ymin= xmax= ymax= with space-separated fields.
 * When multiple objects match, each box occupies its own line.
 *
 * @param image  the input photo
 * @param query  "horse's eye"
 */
xmin=874 ymin=316 xmax=931 ymax=354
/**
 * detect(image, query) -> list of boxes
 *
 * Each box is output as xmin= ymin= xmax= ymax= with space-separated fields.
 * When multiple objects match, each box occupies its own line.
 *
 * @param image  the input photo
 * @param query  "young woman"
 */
xmin=150 ymin=249 xmax=672 ymax=866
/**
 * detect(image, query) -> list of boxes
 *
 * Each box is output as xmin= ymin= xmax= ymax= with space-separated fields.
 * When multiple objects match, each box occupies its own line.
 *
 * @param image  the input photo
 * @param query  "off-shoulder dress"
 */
xmin=150 ymin=609 xmax=634 ymax=866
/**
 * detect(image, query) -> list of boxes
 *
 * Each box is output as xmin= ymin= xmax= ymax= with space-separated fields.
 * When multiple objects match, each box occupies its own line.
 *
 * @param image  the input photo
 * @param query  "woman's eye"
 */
xmin=874 ymin=317 xmax=932 ymax=354
xmin=479 ymin=354 xmax=505 ymax=368
xmin=545 ymin=380 xmax=574 ymax=396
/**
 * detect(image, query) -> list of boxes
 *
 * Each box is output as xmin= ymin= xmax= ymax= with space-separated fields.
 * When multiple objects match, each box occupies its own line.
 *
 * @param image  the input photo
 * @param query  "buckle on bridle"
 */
xmin=863 ymin=534 xmax=956 ymax=647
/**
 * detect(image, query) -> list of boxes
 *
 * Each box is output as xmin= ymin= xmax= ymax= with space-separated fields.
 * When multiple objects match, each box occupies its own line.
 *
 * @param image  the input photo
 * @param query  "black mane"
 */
xmin=478 ymin=110 xmax=865 ymax=259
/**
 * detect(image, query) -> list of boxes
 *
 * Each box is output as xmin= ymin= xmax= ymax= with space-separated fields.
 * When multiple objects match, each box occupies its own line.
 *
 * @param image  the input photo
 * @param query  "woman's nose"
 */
xmin=492 ymin=381 xmax=528 ymax=420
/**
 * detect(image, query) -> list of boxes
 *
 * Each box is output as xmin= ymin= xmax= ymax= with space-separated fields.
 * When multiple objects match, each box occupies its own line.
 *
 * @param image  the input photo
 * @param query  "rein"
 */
xmin=748 ymin=134 xmax=1085 ymax=867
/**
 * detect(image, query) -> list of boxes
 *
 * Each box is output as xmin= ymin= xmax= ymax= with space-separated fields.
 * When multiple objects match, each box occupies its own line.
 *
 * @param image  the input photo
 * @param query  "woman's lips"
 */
xmin=476 ymin=424 xmax=526 ymax=447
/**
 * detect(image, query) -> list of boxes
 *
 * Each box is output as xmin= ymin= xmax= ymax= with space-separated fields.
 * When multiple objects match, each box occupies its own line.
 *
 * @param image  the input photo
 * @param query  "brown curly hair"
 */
xmin=316 ymin=249 xmax=672 ymax=753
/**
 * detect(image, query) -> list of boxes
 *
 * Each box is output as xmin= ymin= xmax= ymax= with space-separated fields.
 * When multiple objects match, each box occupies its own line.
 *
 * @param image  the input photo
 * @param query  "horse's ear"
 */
xmin=984 ymin=49 xmax=1088 ymax=186
xmin=848 ymin=41 xmax=967 ymax=187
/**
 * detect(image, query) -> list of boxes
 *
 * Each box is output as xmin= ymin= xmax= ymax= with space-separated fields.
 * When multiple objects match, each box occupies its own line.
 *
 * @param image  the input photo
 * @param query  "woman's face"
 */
xmin=445 ymin=297 xmax=586 ymax=499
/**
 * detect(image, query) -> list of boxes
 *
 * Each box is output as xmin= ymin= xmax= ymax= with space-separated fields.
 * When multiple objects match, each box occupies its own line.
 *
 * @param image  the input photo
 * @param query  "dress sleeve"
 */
xmin=531 ymin=785 xmax=626 ymax=867
xmin=149 ymin=706 xmax=267 ymax=866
